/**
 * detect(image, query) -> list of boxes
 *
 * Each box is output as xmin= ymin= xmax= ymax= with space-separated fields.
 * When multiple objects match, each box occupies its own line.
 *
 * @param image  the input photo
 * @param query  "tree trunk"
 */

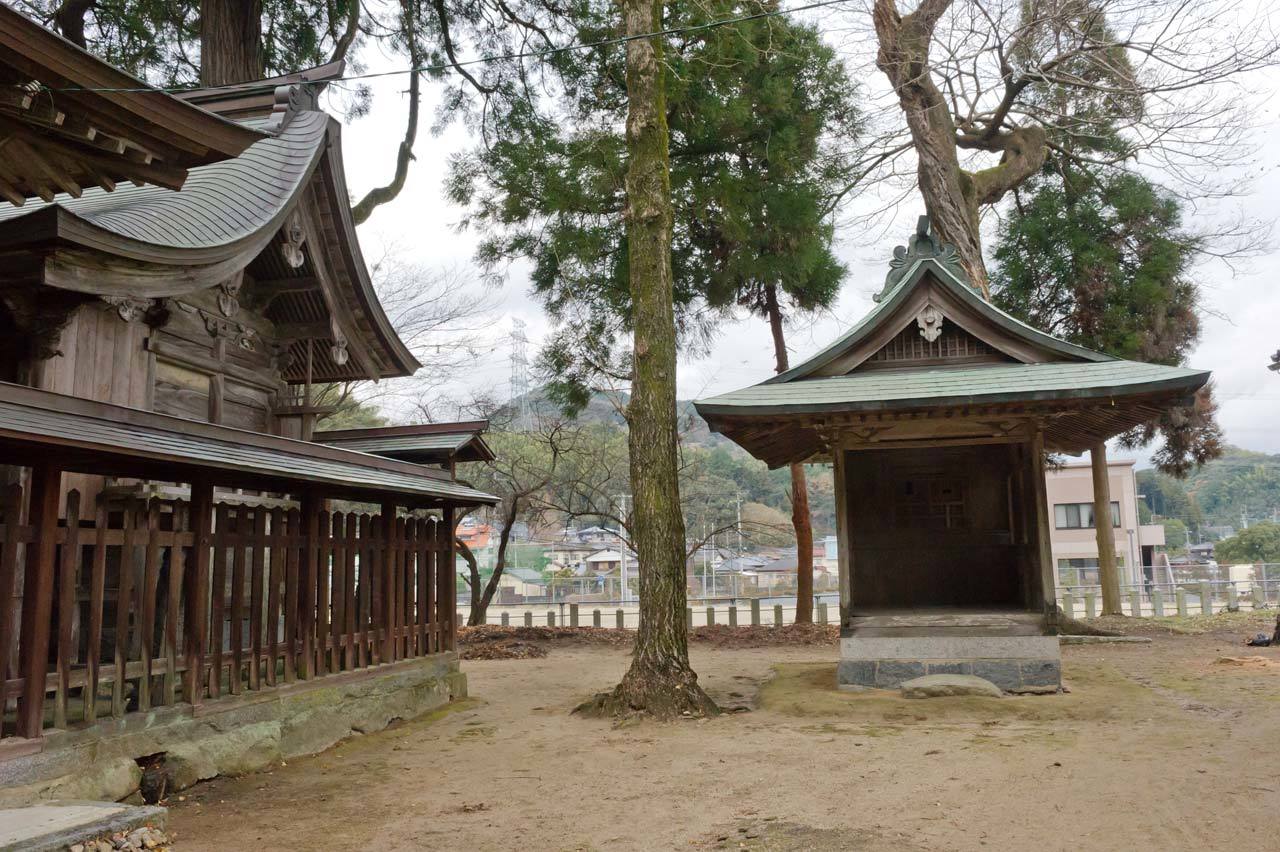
xmin=469 ymin=500 xmax=520 ymax=626
xmin=872 ymin=0 xmax=987 ymax=293
xmin=577 ymin=0 xmax=716 ymax=719
xmin=763 ymin=284 xmax=813 ymax=623
xmin=456 ymin=538 xmax=484 ymax=624
xmin=1091 ymin=443 xmax=1123 ymax=615
xmin=200 ymin=0 xmax=263 ymax=86
xmin=872 ymin=0 xmax=1047 ymax=297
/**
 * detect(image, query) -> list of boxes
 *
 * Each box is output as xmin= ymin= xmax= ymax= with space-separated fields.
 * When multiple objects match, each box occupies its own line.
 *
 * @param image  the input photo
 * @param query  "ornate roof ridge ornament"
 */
xmin=874 ymin=215 xmax=971 ymax=302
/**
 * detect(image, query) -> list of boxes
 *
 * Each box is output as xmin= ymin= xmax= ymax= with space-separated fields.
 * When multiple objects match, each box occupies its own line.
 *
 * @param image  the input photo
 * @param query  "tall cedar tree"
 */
xmin=448 ymin=2 xmax=861 ymax=622
xmin=574 ymin=0 xmax=718 ymax=718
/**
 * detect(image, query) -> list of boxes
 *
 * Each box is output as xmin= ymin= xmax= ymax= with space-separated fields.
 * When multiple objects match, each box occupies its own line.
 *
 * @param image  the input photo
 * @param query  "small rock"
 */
xmin=70 ymin=845 xmax=85 ymax=852
xmin=900 ymin=674 xmax=1003 ymax=699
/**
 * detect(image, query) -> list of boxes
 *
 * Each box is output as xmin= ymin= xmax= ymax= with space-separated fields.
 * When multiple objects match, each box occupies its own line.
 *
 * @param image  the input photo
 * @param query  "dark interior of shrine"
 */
xmin=843 ymin=443 xmax=1040 ymax=612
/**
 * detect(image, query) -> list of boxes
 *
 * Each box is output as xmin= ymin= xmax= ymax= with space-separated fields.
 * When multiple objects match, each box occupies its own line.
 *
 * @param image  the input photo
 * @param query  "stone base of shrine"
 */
xmin=0 ymin=653 xmax=466 ymax=808
xmin=836 ymin=636 xmax=1061 ymax=692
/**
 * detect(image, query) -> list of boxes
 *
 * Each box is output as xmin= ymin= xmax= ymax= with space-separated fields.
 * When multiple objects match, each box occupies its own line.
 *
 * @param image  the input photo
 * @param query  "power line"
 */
xmin=15 ymin=0 xmax=856 ymax=95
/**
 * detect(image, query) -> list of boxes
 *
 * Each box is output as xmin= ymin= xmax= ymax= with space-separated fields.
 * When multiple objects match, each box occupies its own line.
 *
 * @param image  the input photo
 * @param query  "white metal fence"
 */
xmin=460 ymin=565 xmax=1280 ymax=629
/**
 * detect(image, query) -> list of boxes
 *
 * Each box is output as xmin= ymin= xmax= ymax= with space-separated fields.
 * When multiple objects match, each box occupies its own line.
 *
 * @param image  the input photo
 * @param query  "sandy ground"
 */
xmin=168 ymin=618 xmax=1280 ymax=851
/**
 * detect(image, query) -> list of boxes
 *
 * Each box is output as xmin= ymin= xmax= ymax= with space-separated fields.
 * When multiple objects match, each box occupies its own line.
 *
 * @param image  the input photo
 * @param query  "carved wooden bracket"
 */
xmin=281 ymin=213 xmax=307 ymax=269
xmin=217 ymin=272 xmax=244 ymax=317
xmin=102 ymin=295 xmax=154 ymax=323
xmin=916 ymin=304 xmax=944 ymax=342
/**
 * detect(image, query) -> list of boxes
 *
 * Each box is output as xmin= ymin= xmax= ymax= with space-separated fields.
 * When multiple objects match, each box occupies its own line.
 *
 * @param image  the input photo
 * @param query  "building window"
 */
xmin=1054 ymin=501 xmax=1120 ymax=529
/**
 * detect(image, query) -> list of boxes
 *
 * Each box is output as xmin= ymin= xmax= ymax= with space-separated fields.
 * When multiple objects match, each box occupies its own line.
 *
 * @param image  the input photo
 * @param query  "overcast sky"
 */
xmin=332 ymin=13 xmax=1280 ymax=463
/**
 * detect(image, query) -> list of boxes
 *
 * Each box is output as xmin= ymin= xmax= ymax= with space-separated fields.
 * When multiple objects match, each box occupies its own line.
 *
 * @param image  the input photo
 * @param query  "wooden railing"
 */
xmin=1 ymin=484 xmax=455 ymax=745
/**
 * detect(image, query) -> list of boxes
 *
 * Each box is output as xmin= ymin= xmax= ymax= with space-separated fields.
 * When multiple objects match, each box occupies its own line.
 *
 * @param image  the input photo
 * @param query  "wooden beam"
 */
xmin=1091 ymin=442 xmax=1123 ymax=615
xmin=16 ymin=462 xmax=61 ymax=738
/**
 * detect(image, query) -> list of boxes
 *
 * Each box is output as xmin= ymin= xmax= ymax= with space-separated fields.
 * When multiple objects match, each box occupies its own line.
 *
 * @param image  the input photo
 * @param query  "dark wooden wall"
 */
xmin=844 ymin=444 xmax=1024 ymax=610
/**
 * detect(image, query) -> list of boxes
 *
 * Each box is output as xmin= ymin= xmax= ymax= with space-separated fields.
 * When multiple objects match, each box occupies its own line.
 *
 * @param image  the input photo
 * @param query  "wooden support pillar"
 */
xmin=16 ymin=463 xmax=61 ymax=738
xmin=183 ymin=477 xmax=213 ymax=705
xmin=442 ymin=507 xmax=456 ymax=652
xmin=1091 ymin=443 xmax=1122 ymax=616
xmin=381 ymin=500 xmax=397 ymax=664
xmin=833 ymin=449 xmax=853 ymax=629
xmin=1029 ymin=432 xmax=1058 ymax=629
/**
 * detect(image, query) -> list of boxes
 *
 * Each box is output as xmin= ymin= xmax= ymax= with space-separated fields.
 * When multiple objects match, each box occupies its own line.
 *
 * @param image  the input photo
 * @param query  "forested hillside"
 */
xmin=1138 ymin=447 xmax=1280 ymax=543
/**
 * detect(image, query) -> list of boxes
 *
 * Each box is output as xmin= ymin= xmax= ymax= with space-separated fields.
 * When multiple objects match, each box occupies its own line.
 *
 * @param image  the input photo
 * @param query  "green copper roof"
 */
xmin=697 ymin=358 xmax=1209 ymax=417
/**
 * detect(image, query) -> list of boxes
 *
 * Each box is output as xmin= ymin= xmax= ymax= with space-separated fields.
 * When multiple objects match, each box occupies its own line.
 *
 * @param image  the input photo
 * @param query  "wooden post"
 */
xmin=380 ymin=501 xmax=397 ymax=664
xmin=16 ymin=463 xmax=61 ymax=738
xmin=833 ymin=448 xmax=853 ymax=629
xmin=300 ymin=493 xmax=322 ymax=680
xmin=441 ymin=507 xmax=456 ymax=651
xmin=184 ymin=478 xmax=213 ymax=705
xmin=1090 ymin=443 xmax=1122 ymax=615
xmin=1029 ymin=433 xmax=1058 ymax=626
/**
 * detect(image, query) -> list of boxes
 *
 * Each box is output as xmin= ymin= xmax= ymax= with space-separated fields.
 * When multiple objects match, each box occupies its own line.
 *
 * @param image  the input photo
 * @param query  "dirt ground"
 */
xmin=168 ymin=614 xmax=1280 ymax=851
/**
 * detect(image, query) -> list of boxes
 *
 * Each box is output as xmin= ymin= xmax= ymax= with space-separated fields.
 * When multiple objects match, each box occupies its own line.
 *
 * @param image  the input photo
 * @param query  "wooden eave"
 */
xmin=314 ymin=420 xmax=496 ymax=464
xmin=175 ymin=60 xmax=346 ymax=120
xmin=0 ymin=380 xmax=497 ymax=508
xmin=702 ymin=380 xmax=1207 ymax=469
xmin=0 ymin=4 xmax=263 ymax=201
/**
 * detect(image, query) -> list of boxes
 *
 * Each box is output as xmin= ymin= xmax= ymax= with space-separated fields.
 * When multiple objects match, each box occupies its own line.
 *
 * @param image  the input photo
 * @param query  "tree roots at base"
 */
xmin=573 ymin=664 xmax=720 ymax=720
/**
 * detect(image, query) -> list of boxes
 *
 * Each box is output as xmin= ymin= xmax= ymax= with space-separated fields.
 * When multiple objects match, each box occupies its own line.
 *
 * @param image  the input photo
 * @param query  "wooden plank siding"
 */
xmin=0 ymin=479 xmax=456 ymax=746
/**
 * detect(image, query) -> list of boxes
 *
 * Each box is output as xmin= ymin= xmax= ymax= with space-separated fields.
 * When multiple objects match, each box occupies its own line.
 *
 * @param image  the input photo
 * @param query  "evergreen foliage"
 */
xmin=446 ymin=0 xmax=861 ymax=410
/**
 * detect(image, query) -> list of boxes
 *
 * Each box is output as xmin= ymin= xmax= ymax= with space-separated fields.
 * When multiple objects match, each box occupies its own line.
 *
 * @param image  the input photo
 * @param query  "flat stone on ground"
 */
xmin=0 ymin=801 xmax=166 ymax=852
xmin=899 ymin=674 xmax=1003 ymax=699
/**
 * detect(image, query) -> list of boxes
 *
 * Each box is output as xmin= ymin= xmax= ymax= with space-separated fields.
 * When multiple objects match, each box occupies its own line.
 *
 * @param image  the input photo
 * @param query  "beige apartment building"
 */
xmin=1045 ymin=458 xmax=1166 ymax=587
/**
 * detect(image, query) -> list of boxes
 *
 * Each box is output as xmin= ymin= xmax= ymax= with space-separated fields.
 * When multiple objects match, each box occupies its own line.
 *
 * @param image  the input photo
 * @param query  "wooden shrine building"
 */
xmin=0 ymin=7 xmax=495 ymax=797
xmin=695 ymin=218 xmax=1209 ymax=691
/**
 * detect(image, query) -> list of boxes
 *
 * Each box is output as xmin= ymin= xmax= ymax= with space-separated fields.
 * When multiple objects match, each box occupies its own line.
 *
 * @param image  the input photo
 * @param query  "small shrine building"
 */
xmin=695 ymin=218 xmax=1210 ymax=691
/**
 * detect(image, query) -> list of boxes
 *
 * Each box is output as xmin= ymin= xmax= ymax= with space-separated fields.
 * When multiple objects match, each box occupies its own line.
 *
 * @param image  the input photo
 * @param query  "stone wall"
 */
xmin=0 ymin=654 xmax=465 ymax=807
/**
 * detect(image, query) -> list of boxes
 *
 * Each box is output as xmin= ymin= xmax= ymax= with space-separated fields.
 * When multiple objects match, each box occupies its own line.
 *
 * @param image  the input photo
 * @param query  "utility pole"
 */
xmin=617 ymin=494 xmax=629 ymax=604
xmin=736 ymin=496 xmax=743 ymax=559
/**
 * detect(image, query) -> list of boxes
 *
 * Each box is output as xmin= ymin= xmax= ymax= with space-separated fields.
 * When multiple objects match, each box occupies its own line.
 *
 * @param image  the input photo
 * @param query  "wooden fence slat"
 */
xmin=363 ymin=511 xmax=376 ymax=665
xmin=54 ymin=489 xmax=82 ymax=728
xmin=405 ymin=517 xmax=417 ymax=658
xmin=208 ymin=503 xmax=229 ymax=699
xmin=283 ymin=507 xmax=299 ymax=683
xmin=83 ymin=497 xmax=108 ymax=723
xmin=0 ymin=483 xmax=23 ymax=734
xmin=137 ymin=499 xmax=161 ymax=712
xmin=358 ymin=514 xmax=372 ymax=667
xmin=387 ymin=512 xmax=401 ymax=663
xmin=265 ymin=507 xmax=284 ymax=687
xmin=183 ymin=480 xmax=213 ymax=705
xmin=329 ymin=512 xmax=345 ymax=673
xmin=317 ymin=509 xmax=331 ymax=676
xmin=164 ymin=502 xmax=186 ymax=707
xmin=300 ymin=500 xmax=318 ymax=680
xmin=229 ymin=506 xmax=247 ymax=695
xmin=112 ymin=500 xmax=137 ymax=718
xmin=425 ymin=519 xmax=438 ymax=654
xmin=249 ymin=507 xmax=266 ymax=691
xmin=343 ymin=513 xmax=357 ymax=670
xmin=414 ymin=518 xmax=428 ymax=656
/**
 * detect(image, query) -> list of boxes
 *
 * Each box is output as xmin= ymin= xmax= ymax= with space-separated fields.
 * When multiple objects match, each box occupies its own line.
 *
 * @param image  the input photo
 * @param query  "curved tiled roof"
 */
xmin=0 ymin=113 xmax=325 ymax=252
